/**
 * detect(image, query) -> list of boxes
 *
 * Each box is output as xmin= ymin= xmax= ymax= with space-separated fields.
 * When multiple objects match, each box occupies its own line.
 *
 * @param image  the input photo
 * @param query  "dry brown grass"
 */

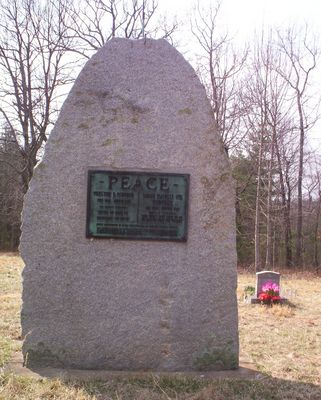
xmin=0 ymin=253 xmax=23 ymax=368
xmin=0 ymin=253 xmax=321 ymax=399
xmin=238 ymin=272 xmax=321 ymax=385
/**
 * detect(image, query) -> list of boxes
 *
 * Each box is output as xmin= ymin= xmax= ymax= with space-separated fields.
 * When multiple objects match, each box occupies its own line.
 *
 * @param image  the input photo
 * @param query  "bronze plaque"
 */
xmin=86 ymin=170 xmax=189 ymax=241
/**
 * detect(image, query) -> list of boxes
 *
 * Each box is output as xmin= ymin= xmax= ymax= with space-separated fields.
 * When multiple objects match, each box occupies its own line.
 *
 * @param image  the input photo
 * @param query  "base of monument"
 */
xmin=5 ymin=352 xmax=262 ymax=380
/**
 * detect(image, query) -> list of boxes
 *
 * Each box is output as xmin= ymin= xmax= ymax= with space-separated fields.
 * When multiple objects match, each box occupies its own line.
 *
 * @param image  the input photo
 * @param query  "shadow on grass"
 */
xmin=57 ymin=374 xmax=321 ymax=400
xmin=284 ymin=299 xmax=300 ymax=309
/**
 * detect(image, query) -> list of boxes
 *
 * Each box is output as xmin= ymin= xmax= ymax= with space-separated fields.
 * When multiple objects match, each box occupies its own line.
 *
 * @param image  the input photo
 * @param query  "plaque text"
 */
xmin=86 ymin=171 xmax=189 ymax=241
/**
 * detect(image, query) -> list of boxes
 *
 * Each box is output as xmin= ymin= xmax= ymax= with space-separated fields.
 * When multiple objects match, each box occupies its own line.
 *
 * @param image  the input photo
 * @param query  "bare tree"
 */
xmin=0 ymin=0 xmax=178 ymax=250
xmin=266 ymin=50 xmax=298 ymax=268
xmin=238 ymin=26 xmax=320 ymax=270
xmin=276 ymin=25 xmax=320 ymax=267
xmin=242 ymin=33 xmax=275 ymax=272
xmin=65 ymin=0 xmax=178 ymax=58
xmin=190 ymin=1 xmax=247 ymax=153
xmin=273 ymin=122 xmax=298 ymax=267
xmin=0 ymin=0 xmax=176 ymax=193
xmin=313 ymin=173 xmax=321 ymax=272
xmin=241 ymin=30 xmax=299 ymax=270
xmin=0 ymin=126 xmax=24 ymax=249
xmin=0 ymin=0 xmax=75 ymax=192
xmin=303 ymin=155 xmax=321 ymax=271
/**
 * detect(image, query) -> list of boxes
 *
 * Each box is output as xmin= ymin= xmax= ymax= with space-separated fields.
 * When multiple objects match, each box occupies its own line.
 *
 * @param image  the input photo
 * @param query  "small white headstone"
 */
xmin=255 ymin=271 xmax=281 ymax=297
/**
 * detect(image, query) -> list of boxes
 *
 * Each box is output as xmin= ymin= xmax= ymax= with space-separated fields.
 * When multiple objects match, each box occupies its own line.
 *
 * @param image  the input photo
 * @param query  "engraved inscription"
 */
xmin=86 ymin=171 xmax=189 ymax=241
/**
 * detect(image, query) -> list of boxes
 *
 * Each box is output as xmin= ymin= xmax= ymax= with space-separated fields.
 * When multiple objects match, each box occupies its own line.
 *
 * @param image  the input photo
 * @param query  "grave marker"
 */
xmin=255 ymin=271 xmax=281 ymax=297
xmin=20 ymin=38 xmax=239 ymax=371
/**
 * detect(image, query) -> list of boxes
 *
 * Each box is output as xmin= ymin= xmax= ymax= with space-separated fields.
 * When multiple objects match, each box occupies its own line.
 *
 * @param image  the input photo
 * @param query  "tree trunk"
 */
xmin=255 ymin=129 xmax=264 ymax=272
xmin=265 ymin=140 xmax=275 ymax=269
xmin=296 ymin=93 xmax=305 ymax=267
xmin=313 ymin=190 xmax=321 ymax=272
xmin=285 ymin=168 xmax=293 ymax=267
xmin=274 ymin=133 xmax=293 ymax=267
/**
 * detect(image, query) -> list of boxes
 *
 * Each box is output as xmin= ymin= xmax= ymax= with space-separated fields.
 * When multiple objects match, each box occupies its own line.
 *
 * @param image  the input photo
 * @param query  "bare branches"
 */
xmin=0 ymin=125 xmax=24 ymax=249
xmin=0 ymin=0 xmax=75 ymax=191
xmin=0 ymin=0 xmax=177 ymax=249
xmin=275 ymin=25 xmax=320 ymax=266
xmin=191 ymin=1 xmax=248 ymax=153
xmin=65 ymin=0 xmax=177 ymax=58
xmin=231 ymin=26 xmax=321 ymax=268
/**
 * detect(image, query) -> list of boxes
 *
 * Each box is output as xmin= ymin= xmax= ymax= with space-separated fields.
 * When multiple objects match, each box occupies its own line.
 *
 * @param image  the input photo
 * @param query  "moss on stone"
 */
xmin=193 ymin=338 xmax=238 ymax=371
xmin=101 ymin=138 xmax=117 ymax=146
xmin=113 ymin=147 xmax=124 ymax=158
xmin=23 ymin=342 xmax=66 ymax=368
xmin=50 ymin=137 xmax=63 ymax=145
xmin=36 ymin=162 xmax=46 ymax=170
xmin=78 ymin=122 xmax=89 ymax=129
xmin=200 ymin=176 xmax=211 ymax=187
xmin=219 ymin=172 xmax=230 ymax=182
xmin=178 ymin=108 xmax=192 ymax=115
xmin=160 ymin=320 xmax=170 ymax=330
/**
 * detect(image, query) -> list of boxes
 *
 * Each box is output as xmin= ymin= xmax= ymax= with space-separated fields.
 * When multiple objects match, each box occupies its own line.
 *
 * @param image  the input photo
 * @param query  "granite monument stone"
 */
xmin=20 ymin=38 xmax=238 ymax=371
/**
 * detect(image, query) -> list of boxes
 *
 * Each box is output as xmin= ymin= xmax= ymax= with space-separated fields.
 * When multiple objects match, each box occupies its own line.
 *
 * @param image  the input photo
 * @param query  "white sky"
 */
xmin=159 ymin=0 xmax=321 ymax=38
xmin=158 ymin=0 xmax=321 ymax=153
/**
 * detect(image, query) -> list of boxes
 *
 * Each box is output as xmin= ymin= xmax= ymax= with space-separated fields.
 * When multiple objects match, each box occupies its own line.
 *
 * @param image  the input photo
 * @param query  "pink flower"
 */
xmin=262 ymin=281 xmax=279 ymax=294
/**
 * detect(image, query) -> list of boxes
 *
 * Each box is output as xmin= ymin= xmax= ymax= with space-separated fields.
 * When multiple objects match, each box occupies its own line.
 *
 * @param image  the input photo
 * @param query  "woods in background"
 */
xmin=0 ymin=0 xmax=320 ymax=271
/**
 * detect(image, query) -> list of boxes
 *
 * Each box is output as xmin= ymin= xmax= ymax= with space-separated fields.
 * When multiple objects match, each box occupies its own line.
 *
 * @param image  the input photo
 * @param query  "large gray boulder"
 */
xmin=20 ymin=38 xmax=238 ymax=371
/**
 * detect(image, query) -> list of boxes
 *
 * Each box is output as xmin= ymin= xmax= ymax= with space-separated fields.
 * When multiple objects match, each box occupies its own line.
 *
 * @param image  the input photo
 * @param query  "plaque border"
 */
xmin=86 ymin=170 xmax=190 ymax=242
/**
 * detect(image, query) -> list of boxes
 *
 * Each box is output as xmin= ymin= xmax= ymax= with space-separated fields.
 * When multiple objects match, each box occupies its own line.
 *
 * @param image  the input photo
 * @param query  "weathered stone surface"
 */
xmin=20 ymin=38 xmax=238 ymax=371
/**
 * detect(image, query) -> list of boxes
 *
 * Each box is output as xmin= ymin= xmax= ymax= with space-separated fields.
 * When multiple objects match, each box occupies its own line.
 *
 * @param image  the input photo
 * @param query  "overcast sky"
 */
xmin=159 ymin=0 xmax=321 ymax=39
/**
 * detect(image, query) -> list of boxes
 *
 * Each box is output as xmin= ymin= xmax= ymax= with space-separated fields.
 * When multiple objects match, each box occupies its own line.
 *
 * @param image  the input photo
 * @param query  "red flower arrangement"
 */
xmin=258 ymin=281 xmax=281 ymax=304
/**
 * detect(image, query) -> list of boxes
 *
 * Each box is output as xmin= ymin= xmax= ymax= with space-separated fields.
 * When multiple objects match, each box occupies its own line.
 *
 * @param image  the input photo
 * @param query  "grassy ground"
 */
xmin=0 ymin=254 xmax=22 ymax=370
xmin=0 ymin=253 xmax=321 ymax=399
